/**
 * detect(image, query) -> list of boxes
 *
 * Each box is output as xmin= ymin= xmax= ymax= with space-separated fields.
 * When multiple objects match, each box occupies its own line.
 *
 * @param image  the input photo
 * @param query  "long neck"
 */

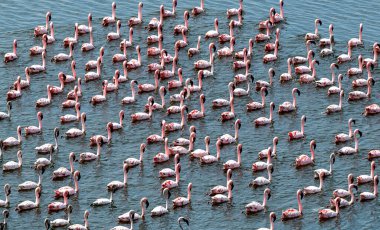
xmin=138 ymin=49 xmax=141 ymax=64
xmin=119 ymin=114 xmax=123 ymax=126
xmin=188 ymin=137 xmax=194 ymax=152
xmin=160 ymin=8 xmax=163 ymax=23
xmin=176 ymin=167 xmax=180 ymax=184
xmin=230 ymin=25 xmax=234 ymax=37
xmin=371 ymin=165 xmax=375 ymax=178
xmin=148 ymin=102 xmax=153 ymax=118
xmin=359 ymin=26 xmax=362 ymax=41
xmin=374 ymin=181 xmax=378 ymax=196
xmin=354 ymin=135 xmax=359 ymax=152
xmin=348 ymin=46 xmax=352 ymax=58
xmin=129 ymin=30 xmax=133 ymax=44
xmin=331 ymin=67 xmax=336 ymax=83
xmin=201 ymin=0 xmax=204 ymax=8
xmin=110 ymin=192 xmax=113 ymax=202
xmin=107 ymin=126 xmax=112 ymax=141
xmin=262 ymin=191 xmax=268 ymax=207
xmin=280 ymin=2 xmax=284 ymax=17
xmin=348 ymin=121 xmax=353 ymax=137
xmin=312 ymin=62 xmax=317 ymax=77
xmin=54 ymin=133 xmax=58 ymax=150
xmin=310 ymin=146 xmax=315 ymax=161
xmin=124 ymin=64 xmax=128 ymax=79
xmin=200 ymin=99 xmax=205 ymax=114
xmin=197 ymin=37 xmax=201 ymax=49
xmin=329 ymin=159 xmax=333 ymax=174
xmin=139 ymin=149 xmax=144 ymax=162
xmin=103 ymin=85 xmax=107 ymax=97
xmin=268 ymin=167 xmax=272 ymax=181
xmin=288 ymin=60 xmax=292 ymax=75
xmin=63 ymin=194 xmax=68 ymax=205
xmin=141 ymin=201 xmax=146 ymax=218
xmin=123 ymin=41 xmax=127 ymax=56
xmin=81 ymin=117 xmax=86 ymax=133
xmin=315 ymin=22 xmax=318 ymax=35
xmin=131 ymin=83 xmax=136 ymax=99
xmin=165 ymin=195 xmax=169 ymax=210
xmin=237 ymin=149 xmax=241 ymax=165
xmin=228 ymin=185 xmax=232 ymax=199
xmin=267 ymin=149 xmax=272 ymax=164
xmin=216 ymin=143 xmax=221 ymax=160
xmin=180 ymin=109 xmax=186 ymax=128
xmin=74 ymin=176 xmax=79 ymax=192
xmin=116 ymin=24 xmax=120 ymax=35
xmin=339 ymin=93 xmax=343 ymax=108
xmin=161 ymin=123 xmax=165 ymax=138
xmin=338 ymin=77 xmax=342 ymax=89
xmin=349 ymin=188 xmax=355 ymax=204
xmin=374 ymin=49 xmax=378 ymax=62
xmin=18 ymin=130 xmax=22 ymax=143
xmin=319 ymin=175 xmax=323 ymax=190
xmin=234 ymin=124 xmax=239 ymax=140
xmin=335 ymin=200 xmax=340 ymax=214
xmin=97 ymin=142 xmax=101 ymax=157
xmin=230 ymin=98 xmax=235 ymax=114
xmin=51 ymin=24 xmax=55 ymax=37
xmin=123 ymin=168 xmax=128 ymax=184
xmin=138 ymin=5 xmax=142 ymax=20
xmin=38 ymin=171 xmax=42 ymax=186
xmin=38 ymin=117 xmax=43 ymax=130
xmin=90 ymin=29 xmax=93 ymax=45
xmin=112 ymin=6 xmax=116 ymax=19
xmin=209 ymin=47 xmax=213 ymax=63
xmin=35 ymin=192 xmax=40 ymax=206
xmin=42 ymin=54 xmax=46 ymax=68
xmin=367 ymin=81 xmax=372 ymax=97
xmin=269 ymin=105 xmax=273 ymax=121
xmin=69 ymin=156 xmax=74 ymax=173
xmin=45 ymin=15 xmax=49 ymax=29
xmin=301 ymin=119 xmax=305 ymax=134
xmin=266 ymin=25 xmax=270 ymax=36
xmin=274 ymin=43 xmax=278 ymax=57
xmin=297 ymin=194 xmax=303 ymax=213
xmin=18 ymin=154 xmax=22 ymax=167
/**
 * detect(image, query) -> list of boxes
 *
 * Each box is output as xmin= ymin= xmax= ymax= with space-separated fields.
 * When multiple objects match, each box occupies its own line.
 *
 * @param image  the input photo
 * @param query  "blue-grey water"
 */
xmin=1 ymin=0 xmax=380 ymax=229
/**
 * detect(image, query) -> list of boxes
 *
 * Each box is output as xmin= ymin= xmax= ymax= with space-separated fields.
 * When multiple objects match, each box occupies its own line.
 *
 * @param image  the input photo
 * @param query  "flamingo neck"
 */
xmin=267 ymin=149 xmax=272 ymax=164
xmin=269 ymin=105 xmax=273 ymax=121
xmin=274 ymin=43 xmax=278 ymax=57
xmin=228 ymin=185 xmax=232 ymax=199
xmin=367 ymin=81 xmax=372 ymax=97
xmin=141 ymin=200 xmax=146 ymax=217
xmin=123 ymin=42 xmax=127 ymax=56
xmin=116 ymin=24 xmax=120 ymax=35
xmin=287 ymin=60 xmax=292 ymax=75
xmin=184 ymin=15 xmax=189 ymax=28
xmin=349 ymin=188 xmax=355 ymax=205
xmin=110 ymin=191 xmax=113 ymax=203
xmin=161 ymin=124 xmax=165 ymax=138
xmin=103 ymin=84 xmax=107 ymax=97
xmin=60 ymin=79 xmax=65 ymax=90
xmin=301 ymin=119 xmax=305 ymax=135
xmin=84 ymin=216 xmax=89 ymax=228
xmin=107 ymin=126 xmax=112 ymax=141
xmin=246 ymin=82 xmax=250 ymax=94
xmin=230 ymin=25 xmax=234 ymax=37
xmin=17 ymin=130 xmax=22 ymax=143
xmin=374 ymin=181 xmax=378 ymax=196
xmin=131 ymin=83 xmax=136 ymax=99
xmin=179 ymin=71 xmax=183 ymax=83
xmin=38 ymin=117 xmax=43 ymax=130
xmin=237 ymin=149 xmax=241 ymax=165
xmin=187 ymin=186 xmax=192 ymax=201
xmin=368 ymin=67 xmax=372 ymax=79
xmin=69 ymin=156 xmax=74 ymax=174
xmin=165 ymin=140 xmax=170 ymax=156
xmin=176 ymin=168 xmax=180 ymax=184
xmin=216 ymin=143 xmax=221 ymax=160
xmin=90 ymin=30 xmax=93 ymax=45
xmin=18 ymin=154 xmax=22 ymax=167
xmin=374 ymin=50 xmax=378 ymax=62
xmin=38 ymin=172 xmax=42 ymax=186
xmin=81 ymin=117 xmax=86 ymax=133
xmin=50 ymin=25 xmax=55 ymax=38
xmin=215 ymin=21 xmax=219 ymax=33
xmin=319 ymin=175 xmax=324 ymax=190
xmin=339 ymin=93 xmax=343 ymax=108
xmin=209 ymin=48 xmax=213 ymax=64
xmin=348 ymin=121 xmax=353 ymax=137
xmin=188 ymin=137 xmax=194 ymax=152
xmin=17 ymin=80 xmax=21 ymax=91
xmin=230 ymin=98 xmax=235 ymax=114
xmin=138 ymin=5 xmax=142 ymax=20
xmin=359 ymin=26 xmax=362 ymax=41
xmin=137 ymin=49 xmax=142 ymax=64
xmin=297 ymin=193 xmax=303 ymax=213
xmin=329 ymin=159 xmax=333 ymax=174
xmin=266 ymin=25 xmax=270 ymax=36
xmin=123 ymin=65 xmax=128 ymax=79
xmin=129 ymin=30 xmax=133 ymax=44
xmin=35 ymin=192 xmax=40 ymax=206
xmin=335 ymin=199 xmax=340 ymax=214
xmin=230 ymin=40 xmax=234 ymax=52
xmin=74 ymin=176 xmax=79 ymax=192
xmin=112 ymin=6 xmax=116 ymax=19
xmin=310 ymin=146 xmax=315 ymax=161
xmin=201 ymin=99 xmax=205 ymax=115
xmin=268 ymin=168 xmax=272 ymax=181
xmin=280 ymin=2 xmax=284 ymax=17
xmin=139 ymin=149 xmax=144 ymax=162
xmin=315 ymin=22 xmax=318 ymax=35
xmin=45 ymin=15 xmax=49 ymax=29
xmin=312 ymin=63 xmax=317 ymax=77
xmin=42 ymin=54 xmax=46 ymax=69
xmin=348 ymin=46 xmax=352 ymax=58
xmin=165 ymin=196 xmax=169 ymax=210
xmin=201 ymin=0 xmax=204 ymax=8
xmin=181 ymin=108 xmax=186 ymax=128
xmin=331 ymin=67 xmax=336 ymax=83
xmin=148 ymin=102 xmax=153 ymax=118
xmin=119 ymin=114 xmax=123 ymax=126
xmin=197 ymin=37 xmax=201 ymax=49
xmin=262 ymin=191 xmax=268 ymax=207
xmin=371 ymin=165 xmax=375 ymax=178
xmin=338 ymin=77 xmax=342 ymax=89
xmin=63 ymin=193 xmax=68 ymax=206
xmin=96 ymin=141 xmax=101 ymax=157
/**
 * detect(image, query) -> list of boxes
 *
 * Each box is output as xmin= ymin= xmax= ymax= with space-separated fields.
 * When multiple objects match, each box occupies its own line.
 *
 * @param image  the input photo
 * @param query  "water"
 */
xmin=1 ymin=0 xmax=380 ymax=229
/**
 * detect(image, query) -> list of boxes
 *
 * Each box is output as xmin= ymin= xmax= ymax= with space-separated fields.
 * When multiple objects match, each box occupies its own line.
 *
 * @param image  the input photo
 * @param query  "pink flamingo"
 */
xmin=54 ymin=171 xmax=81 ymax=197
xmin=316 ymin=63 xmax=339 ymax=87
xmin=120 ymin=28 xmax=134 ymax=50
xmin=60 ymin=103 xmax=81 ymax=123
xmin=78 ymin=13 xmax=92 ymax=34
xmin=254 ymin=102 xmax=275 ymax=126
xmin=129 ymin=2 xmax=143 ymax=26
xmin=121 ymin=80 xmax=138 ymax=104
xmin=220 ymin=97 xmax=235 ymax=122
xmin=102 ymin=2 xmax=117 ymax=26
xmin=219 ymin=21 xmax=234 ymax=43
xmin=147 ymin=5 xmax=164 ymax=30
xmin=7 ymin=76 xmax=22 ymax=101
xmin=153 ymin=138 xmax=170 ymax=163
xmin=326 ymin=90 xmax=344 ymax=114
xmin=107 ymin=20 xmax=121 ymax=41
xmin=335 ymin=118 xmax=356 ymax=143
xmin=131 ymin=97 xmax=154 ymax=122
xmin=34 ymin=12 xmax=51 ymax=36
xmin=161 ymin=163 xmax=181 ymax=189
xmin=205 ymin=18 xmax=219 ymax=38
xmin=174 ymin=11 xmax=190 ymax=34
xmin=281 ymin=189 xmax=304 ymax=220
xmin=188 ymin=94 xmax=206 ymax=119
xmin=223 ymin=144 xmax=242 ymax=170
xmin=194 ymin=43 xmax=215 ymax=69
xmin=299 ymin=60 xmax=319 ymax=83
xmin=192 ymin=0 xmax=205 ymax=15
xmin=30 ymin=34 xmax=47 ymax=55
xmin=245 ymin=188 xmax=271 ymax=214
xmin=86 ymin=47 xmax=104 ymax=70
xmin=227 ymin=0 xmax=243 ymax=17
xmin=337 ymin=40 xmax=353 ymax=63
xmin=124 ymin=143 xmax=146 ymax=167
xmin=280 ymin=58 xmax=293 ymax=82
xmin=357 ymin=161 xmax=376 ymax=185
xmin=319 ymin=24 xmax=334 ymax=46
xmin=295 ymin=140 xmax=316 ymax=167
xmin=127 ymin=45 xmax=142 ymax=70
xmin=4 ymin=40 xmax=18 ymax=63
xmin=90 ymin=80 xmax=108 ymax=104
xmin=288 ymin=115 xmax=306 ymax=140
xmin=25 ymin=111 xmax=43 ymax=135
xmin=348 ymin=78 xmax=374 ymax=100
xmin=172 ymin=183 xmax=192 ymax=207
xmin=305 ymin=18 xmax=322 ymax=40
xmin=85 ymin=57 xmax=102 ymax=82
xmin=348 ymin=23 xmax=363 ymax=47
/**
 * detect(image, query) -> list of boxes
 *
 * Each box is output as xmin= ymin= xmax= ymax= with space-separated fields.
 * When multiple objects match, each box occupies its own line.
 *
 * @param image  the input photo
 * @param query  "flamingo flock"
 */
xmin=1 ymin=0 xmax=380 ymax=229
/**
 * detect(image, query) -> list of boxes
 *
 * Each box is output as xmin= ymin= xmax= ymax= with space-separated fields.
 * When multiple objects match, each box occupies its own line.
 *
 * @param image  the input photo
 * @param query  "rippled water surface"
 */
xmin=1 ymin=0 xmax=380 ymax=229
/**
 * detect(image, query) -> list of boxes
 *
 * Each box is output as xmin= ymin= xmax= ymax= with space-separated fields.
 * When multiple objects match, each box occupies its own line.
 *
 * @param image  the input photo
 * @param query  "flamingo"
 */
xmin=359 ymin=175 xmax=378 ymax=201
xmin=107 ymin=163 xmax=129 ymax=190
xmin=314 ymin=153 xmax=335 ymax=179
xmin=292 ymin=41 xmax=315 ymax=65
xmin=319 ymin=24 xmax=334 ymax=46
xmin=172 ymin=126 xmax=196 ymax=146
xmin=161 ymin=163 xmax=181 ymax=189
xmin=328 ymin=74 xmax=344 ymax=95
xmin=192 ymin=0 xmax=205 ymax=15
xmin=174 ymin=11 xmax=190 ymax=34
xmin=15 ymin=187 xmax=41 ymax=212
xmin=168 ymin=68 xmax=184 ymax=90
xmin=113 ymin=39 xmax=127 ymax=63
xmin=335 ymin=129 xmax=362 ymax=155
xmin=245 ymin=188 xmax=271 ymax=214
xmin=218 ymin=119 xmax=241 ymax=144
xmin=333 ymin=173 xmax=355 ymax=198
xmin=89 ymin=122 xmax=113 ymax=145
xmin=330 ymin=184 xmax=357 ymax=208
xmin=234 ymin=77 xmax=252 ymax=96
xmin=111 ymin=110 xmax=124 ymax=130
xmin=63 ymin=23 xmax=78 ymax=47
xmin=299 ymin=59 xmax=319 ymax=83
xmin=173 ymin=183 xmax=192 ymax=207
xmin=326 ymin=90 xmax=344 ymax=114
xmin=54 ymin=171 xmax=81 ymax=197
xmin=337 ymin=40 xmax=354 ymax=63
xmin=362 ymin=42 xmax=380 ymax=66
xmin=102 ymin=2 xmax=117 ymax=26
xmin=211 ymin=180 xmax=234 ymax=204
xmin=352 ymin=62 xmax=373 ymax=87
xmin=118 ymin=197 xmax=149 ymax=222
xmin=305 ymin=18 xmax=322 ymax=40
xmin=288 ymin=115 xmax=307 ymax=140
xmin=357 ymin=161 xmax=376 ymax=185
xmin=107 ymin=20 xmax=121 ymax=41
xmin=205 ymin=18 xmax=219 ymax=38
xmin=45 ymin=205 xmax=72 ymax=228
xmin=86 ymin=47 xmax=104 ymax=70
xmin=258 ymin=212 xmax=276 ymax=230
xmin=213 ymin=82 xmax=235 ymax=108
xmin=121 ymin=80 xmax=138 ymax=104
xmin=209 ymin=169 xmax=233 ymax=196
xmin=52 ymin=42 xmax=74 ymax=62
xmin=295 ymin=140 xmax=316 ymax=167
xmin=131 ymin=97 xmax=154 ymax=122
xmin=187 ymin=36 xmax=201 ymax=57
xmin=65 ymin=113 xmax=86 ymax=138
xmin=47 ymin=22 xmax=55 ymax=44
xmin=280 ymin=58 xmax=293 ymax=82
xmin=278 ymin=88 xmax=301 ymax=113
xmin=254 ymin=102 xmax=275 ymax=126
xmin=258 ymin=137 xmax=279 ymax=159
xmin=35 ymin=127 xmax=59 ymax=153
xmin=316 ymin=63 xmax=339 ymax=87
xmin=91 ymin=188 xmax=116 ymax=206
xmin=217 ymin=37 xmax=235 ymax=57
xmin=194 ymin=43 xmax=215 ymax=69
xmin=348 ymin=78 xmax=374 ymax=100
xmin=148 ymin=51 xmax=165 ymax=71
xmin=335 ymin=118 xmax=356 ymax=144
xmin=220 ymin=97 xmax=235 ymax=121
xmin=78 ymin=13 xmax=92 ymax=34
xmin=138 ymin=70 xmax=159 ymax=93
xmin=347 ymin=55 xmax=363 ymax=76
xmin=52 ymin=152 xmax=76 ymax=180
xmin=256 ymin=68 xmax=275 ymax=90
xmin=34 ymin=11 xmax=51 ymax=36
xmin=255 ymin=21 xmax=272 ymax=42
xmin=218 ymin=20 xmax=234 ymax=43
xmin=320 ymin=36 xmax=334 ymax=57
xmin=1 ymin=125 xmax=22 ymax=148
xmin=68 ymin=210 xmax=89 ymax=230
xmin=148 ymin=5 xmax=165 ymax=30
xmin=223 ymin=144 xmax=242 ymax=170
xmin=127 ymin=45 xmax=142 ymax=70
xmin=7 ymin=76 xmax=22 ymax=101
xmin=119 ymin=28 xmax=133 ymax=50
xmin=48 ymin=190 xmax=69 ymax=211
xmin=189 ymin=136 xmax=210 ymax=158
xmin=159 ymin=154 xmax=180 ymax=178
xmin=64 ymin=86 xmax=79 ymax=108
xmin=319 ymin=197 xmax=340 ymax=220
xmin=227 ymin=0 xmax=243 ymax=17
xmin=231 ymin=8 xmax=243 ymax=27
xmin=24 ymin=111 xmax=43 ymax=135
xmin=274 ymin=0 xmax=285 ymax=22
xmin=50 ymin=72 xmax=66 ymax=94
xmin=0 ymin=102 xmax=12 ymax=120
xmin=64 ymin=61 xmax=77 ymax=83
xmin=265 ymin=28 xmax=280 ymax=52
xmin=90 ymin=80 xmax=108 ymax=104
xmin=124 ymin=143 xmax=145 ymax=167
xmin=252 ymin=147 xmax=273 ymax=172
xmin=30 ymin=34 xmax=47 ymax=55
xmin=259 ymin=8 xmax=276 ymax=29
xmin=281 ymin=189 xmax=304 ymax=220
xmin=28 ymin=51 xmax=46 ymax=74
xmin=363 ymin=103 xmax=380 ymax=116
xmin=188 ymin=94 xmax=206 ymax=119
xmin=160 ymin=57 xmax=177 ymax=80
xmin=2 ymin=150 xmax=22 ymax=171
xmin=250 ymin=164 xmax=273 ymax=188
xmin=348 ymin=23 xmax=363 ymax=47
xmin=129 ymin=2 xmax=143 ymax=26
xmin=151 ymin=188 xmax=171 ymax=216
xmin=106 ymin=70 xmax=120 ymax=92
xmin=0 ymin=185 xmax=11 ymax=207
xmin=200 ymin=139 xmax=222 ymax=164
xmin=235 ymin=39 xmax=254 ymax=59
